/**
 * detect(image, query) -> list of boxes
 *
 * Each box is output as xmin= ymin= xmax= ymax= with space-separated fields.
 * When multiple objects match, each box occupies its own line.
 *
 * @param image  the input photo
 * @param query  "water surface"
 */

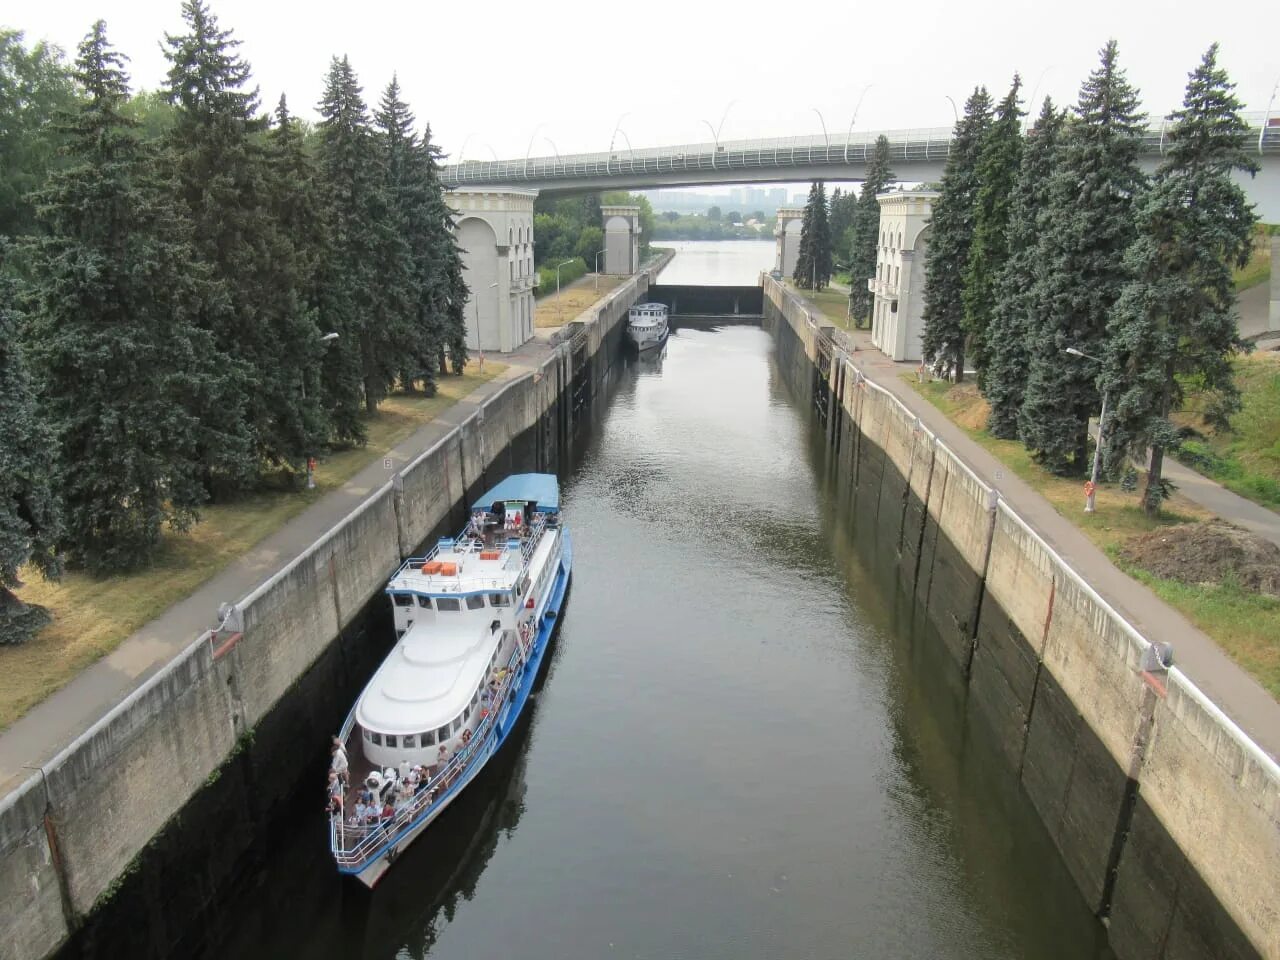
xmin=655 ymin=239 xmax=776 ymax=285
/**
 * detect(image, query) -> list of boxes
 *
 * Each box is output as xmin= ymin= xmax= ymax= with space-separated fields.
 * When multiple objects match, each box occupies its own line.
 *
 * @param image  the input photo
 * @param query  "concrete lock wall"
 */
xmin=0 ymin=266 xmax=660 ymax=960
xmin=761 ymin=276 xmax=1280 ymax=960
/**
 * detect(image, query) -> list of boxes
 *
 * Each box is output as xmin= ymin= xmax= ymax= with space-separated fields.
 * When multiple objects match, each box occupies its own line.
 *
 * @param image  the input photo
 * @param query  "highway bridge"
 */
xmin=440 ymin=115 xmax=1280 ymax=219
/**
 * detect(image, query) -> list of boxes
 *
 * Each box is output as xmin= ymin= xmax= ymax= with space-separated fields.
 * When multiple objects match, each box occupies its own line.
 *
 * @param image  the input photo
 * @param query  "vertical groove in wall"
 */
xmin=908 ymin=439 xmax=937 ymax=605
xmin=1100 ymin=684 xmax=1161 ymax=918
xmin=40 ymin=778 xmax=79 ymax=936
xmin=1018 ymin=576 xmax=1056 ymax=779
xmin=963 ymin=496 xmax=1000 ymax=679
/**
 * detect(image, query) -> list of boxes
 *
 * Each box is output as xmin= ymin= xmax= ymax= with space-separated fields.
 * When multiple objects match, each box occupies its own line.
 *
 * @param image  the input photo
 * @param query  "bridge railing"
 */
xmin=441 ymin=113 xmax=1280 ymax=186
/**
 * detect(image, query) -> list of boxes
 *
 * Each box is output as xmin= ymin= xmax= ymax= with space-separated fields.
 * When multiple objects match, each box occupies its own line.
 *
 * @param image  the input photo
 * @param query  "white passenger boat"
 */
xmin=626 ymin=302 xmax=669 ymax=351
xmin=328 ymin=474 xmax=572 ymax=887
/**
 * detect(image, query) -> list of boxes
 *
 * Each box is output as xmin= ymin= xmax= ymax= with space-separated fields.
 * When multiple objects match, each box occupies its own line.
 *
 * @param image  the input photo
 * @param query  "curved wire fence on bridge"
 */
xmin=441 ymin=113 xmax=1280 ymax=188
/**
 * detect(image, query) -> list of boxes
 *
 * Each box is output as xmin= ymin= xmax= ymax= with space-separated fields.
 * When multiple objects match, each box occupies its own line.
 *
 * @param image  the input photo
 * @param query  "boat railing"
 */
xmin=390 ymin=513 xmax=550 ymax=584
xmin=329 ymin=634 xmax=529 ymax=868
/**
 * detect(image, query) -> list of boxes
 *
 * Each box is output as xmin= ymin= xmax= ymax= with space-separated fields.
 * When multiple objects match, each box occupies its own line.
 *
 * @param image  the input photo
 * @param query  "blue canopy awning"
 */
xmin=471 ymin=473 xmax=561 ymax=512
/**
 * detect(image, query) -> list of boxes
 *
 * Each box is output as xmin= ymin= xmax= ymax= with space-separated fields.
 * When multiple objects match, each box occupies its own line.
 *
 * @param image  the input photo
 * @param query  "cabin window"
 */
xmin=420 ymin=729 xmax=436 ymax=746
xmin=466 ymin=594 xmax=486 ymax=611
xmin=488 ymin=592 xmax=509 ymax=608
xmin=452 ymin=717 xmax=463 ymax=734
xmin=393 ymin=593 xmax=413 ymax=607
xmin=363 ymin=729 xmax=372 ymax=741
xmin=416 ymin=595 xmax=432 ymax=609
xmin=403 ymin=734 xmax=416 ymax=748
xmin=385 ymin=734 xmax=397 ymax=748
xmin=436 ymin=597 xmax=461 ymax=612
xmin=436 ymin=723 xmax=451 ymax=742
xmin=371 ymin=733 xmax=382 ymax=746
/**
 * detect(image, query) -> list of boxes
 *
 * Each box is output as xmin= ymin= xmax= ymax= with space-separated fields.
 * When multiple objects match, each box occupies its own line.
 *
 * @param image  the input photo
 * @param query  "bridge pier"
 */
xmin=602 ymin=204 xmax=641 ymax=275
xmin=774 ymin=207 xmax=805 ymax=278
xmin=447 ymin=187 xmax=538 ymax=353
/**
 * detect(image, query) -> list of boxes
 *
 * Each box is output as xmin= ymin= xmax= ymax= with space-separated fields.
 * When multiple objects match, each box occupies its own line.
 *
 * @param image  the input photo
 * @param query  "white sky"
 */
xmin=9 ymin=0 xmax=1279 ymax=165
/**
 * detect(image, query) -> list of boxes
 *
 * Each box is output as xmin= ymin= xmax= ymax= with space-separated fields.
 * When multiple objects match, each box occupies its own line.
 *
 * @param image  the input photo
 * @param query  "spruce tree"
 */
xmin=163 ymin=0 xmax=322 ymax=481
xmin=0 ymin=241 xmax=62 ymax=645
xmin=920 ymin=87 xmax=993 ymax=380
xmin=28 ymin=21 xmax=249 ymax=573
xmin=847 ymin=135 xmax=894 ymax=325
xmin=375 ymin=76 xmax=436 ymax=394
xmin=963 ymin=76 xmax=1023 ymax=385
xmin=793 ymin=181 xmax=832 ymax=289
xmin=421 ymin=123 xmax=469 ymax=376
xmin=1019 ymin=41 xmax=1146 ymax=474
xmin=983 ymin=98 xmax=1066 ymax=438
xmin=1100 ymin=44 xmax=1258 ymax=514
xmin=315 ymin=55 xmax=385 ymax=436
xmin=265 ymin=94 xmax=331 ymax=450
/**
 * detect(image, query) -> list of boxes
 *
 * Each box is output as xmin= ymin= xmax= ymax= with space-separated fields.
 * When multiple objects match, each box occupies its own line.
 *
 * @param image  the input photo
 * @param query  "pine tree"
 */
xmin=793 ymin=181 xmax=832 ymax=289
xmin=0 ymin=241 xmax=62 ymax=645
xmin=27 ymin=21 xmax=249 ymax=573
xmin=315 ymin=55 xmax=386 ymax=436
xmin=847 ymin=135 xmax=894 ymax=325
xmin=1019 ymin=41 xmax=1146 ymax=474
xmin=920 ymin=87 xmax=993 ymax=380
xmin=1100 ymin=44 xmax=1258 ymax=514
xmin=963 ymin=76 xmax=1023 ymax=385
xmin=163 ymin=0 xmax=322 ymax=481
xmin=983 ymin=98 xmax=1066 ymax=438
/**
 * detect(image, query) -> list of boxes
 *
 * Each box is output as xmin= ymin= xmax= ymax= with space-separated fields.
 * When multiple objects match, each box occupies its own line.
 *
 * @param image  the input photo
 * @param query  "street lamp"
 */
xmin=594 ymin=249 xmax=606 ymax=292
xmin=555 ymin=259 xmax=575 ymax=324
xmin=305 ymin=331 xmax=340 ymax=489
xmin=524 ymin=123 xmax=545 ymax=179
xmin=812 ymin=107 xmax=830 ymax=157
xmin=700 ymin=102 xmax=735 ymax=171
xmin=1065 ymin=346 xmax=1108 ymax=513
xmin=843 ymin=83 xmax=873 ymax=164
xmin=609 ymin=113 xmax=629 ymax=174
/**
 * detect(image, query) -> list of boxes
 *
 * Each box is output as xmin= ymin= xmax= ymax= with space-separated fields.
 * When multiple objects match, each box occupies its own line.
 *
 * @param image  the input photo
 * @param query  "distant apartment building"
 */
xmin=868 ymin=189 xmax=938 ymax=362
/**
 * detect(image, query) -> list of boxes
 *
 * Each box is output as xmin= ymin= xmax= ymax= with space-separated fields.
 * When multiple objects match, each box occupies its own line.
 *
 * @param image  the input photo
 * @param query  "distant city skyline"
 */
xmin=644 ymin=183 xmax=862 ymax=214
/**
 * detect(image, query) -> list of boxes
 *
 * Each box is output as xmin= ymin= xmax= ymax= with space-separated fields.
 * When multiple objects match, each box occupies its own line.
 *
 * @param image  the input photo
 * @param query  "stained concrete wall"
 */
xmin=762 ymin=276 xmax=1280 ymax=960
xmin=0 ymin=265 xmax=663 ymax=960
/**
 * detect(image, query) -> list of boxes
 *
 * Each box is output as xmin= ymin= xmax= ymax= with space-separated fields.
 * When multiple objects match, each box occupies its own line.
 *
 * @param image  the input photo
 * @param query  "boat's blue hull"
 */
xmin=338 ymin=530 xmax=572 ymax=885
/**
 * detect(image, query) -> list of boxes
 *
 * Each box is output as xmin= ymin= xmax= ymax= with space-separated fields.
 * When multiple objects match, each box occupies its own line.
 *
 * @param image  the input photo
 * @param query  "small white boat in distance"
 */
xmin=626 ymin=302 xmax=669 ymax=351
xmin=327 ymin=474 xmax=572 ymax=887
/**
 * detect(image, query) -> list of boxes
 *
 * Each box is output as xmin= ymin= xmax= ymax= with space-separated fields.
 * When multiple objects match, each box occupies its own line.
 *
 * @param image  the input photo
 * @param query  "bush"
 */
xmin=535 ymin=257 xmax=587 ymax=297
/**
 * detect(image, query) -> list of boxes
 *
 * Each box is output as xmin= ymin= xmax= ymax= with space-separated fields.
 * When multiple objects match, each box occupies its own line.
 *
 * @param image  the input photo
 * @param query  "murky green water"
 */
xmin=198 ymin=321 xmax=1110 ymax=960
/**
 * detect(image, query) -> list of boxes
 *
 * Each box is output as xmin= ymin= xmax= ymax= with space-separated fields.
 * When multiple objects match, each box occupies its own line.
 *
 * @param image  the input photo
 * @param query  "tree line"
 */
xmin=819 ymin=42 xmax=1256 ymax=518
xmin=1 ymin=2 xmax=469 ymax=643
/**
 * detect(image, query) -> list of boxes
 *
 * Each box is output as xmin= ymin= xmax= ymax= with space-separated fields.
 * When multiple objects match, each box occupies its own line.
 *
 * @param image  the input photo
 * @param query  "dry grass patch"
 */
xmin=535 ymin=274 xmax=626 ymax=328
xmin=788 ymin=282 xmax=856 ymax=332
xmin=3 ymin=361 xmax=503 ymax=730
xmin=908 ymin=375 xmax=1280 ymax=699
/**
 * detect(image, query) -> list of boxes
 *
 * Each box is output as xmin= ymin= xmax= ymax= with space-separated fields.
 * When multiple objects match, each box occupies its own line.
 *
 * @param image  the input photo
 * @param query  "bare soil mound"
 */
xmin=1120 ymin=520 xmax=1280 ymax=596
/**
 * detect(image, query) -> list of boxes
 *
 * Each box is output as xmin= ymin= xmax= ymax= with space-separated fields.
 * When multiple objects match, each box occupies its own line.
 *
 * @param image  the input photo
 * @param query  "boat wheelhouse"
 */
xmin=328 ymin=474 xmax=572 ymax=887
xmin=626 ymin=302 xmax=669 ymax=351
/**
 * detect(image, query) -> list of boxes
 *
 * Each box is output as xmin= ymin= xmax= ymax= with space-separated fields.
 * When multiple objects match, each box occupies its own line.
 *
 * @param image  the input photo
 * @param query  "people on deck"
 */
xmin=330 ymin=737 xmax=349 ymax=783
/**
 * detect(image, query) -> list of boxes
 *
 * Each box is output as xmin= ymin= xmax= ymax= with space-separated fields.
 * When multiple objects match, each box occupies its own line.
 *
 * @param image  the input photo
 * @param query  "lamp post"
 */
xmin=609 ymin=113 xmax=629 ymax=174
xmin=700 ymin=102 xmax=735 ymax=171
xmin=523 ymin=123 xmax=545 ymax=179
xmin=555 ymin=259 xmax=575 ymax=324
xmin=594 ymin=249 xmax=606 ymax=292
xmin=843 ymin=84 xmax=873 ymax=164
xmin=1066 ymin=346 xmax=1108 ymax=513
xmin=305 ymin=332 xmax=340 ymax=489
xmin=812 ymin=107 xmax=830 ymax=157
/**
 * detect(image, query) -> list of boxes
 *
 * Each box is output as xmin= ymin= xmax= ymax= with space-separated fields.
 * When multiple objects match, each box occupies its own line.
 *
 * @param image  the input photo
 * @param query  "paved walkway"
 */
xmin=832 ymin=323 xmax=1280 ymax=761
xmin=0 ymin=341 xmax=553 ymax=795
